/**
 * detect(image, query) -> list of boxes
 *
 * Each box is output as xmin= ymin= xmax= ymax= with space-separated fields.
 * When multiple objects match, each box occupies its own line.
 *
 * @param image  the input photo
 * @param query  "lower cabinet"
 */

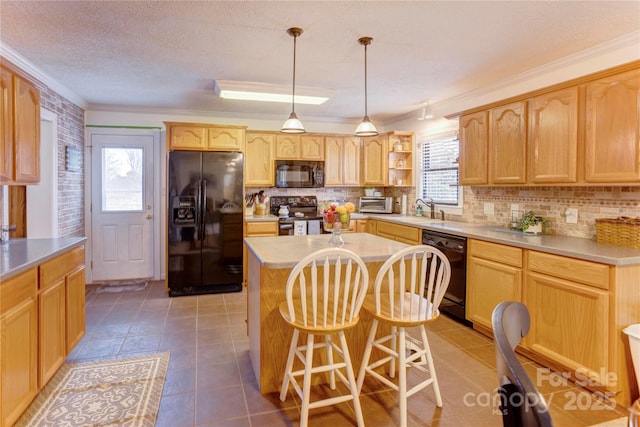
xmin=466 ymin=239 xmax=523 ymax=331
xmin=347 ymin=219 xmax=368 ymax=232
xmin=1 ymin=268 xmax=38 ymax=427
xmin=375 ymin=221 xmax=421 ymax=244
xmin=0 ymin=245 xmax=85 ymax=427
xmin=524 ymin=251 xmax=612 ymax=389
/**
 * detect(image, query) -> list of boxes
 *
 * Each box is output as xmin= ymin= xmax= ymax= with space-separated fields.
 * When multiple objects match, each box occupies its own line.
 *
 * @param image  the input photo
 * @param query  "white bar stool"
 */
xmin=356 ymin=245 xmax=451 ymax=427
xmin=279 ymin=247 xmax=369 ymax=427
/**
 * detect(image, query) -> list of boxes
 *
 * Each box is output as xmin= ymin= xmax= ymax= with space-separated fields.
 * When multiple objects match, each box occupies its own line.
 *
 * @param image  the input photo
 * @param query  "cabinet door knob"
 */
xmin=146 ymin=214 xmax=153 ymax=219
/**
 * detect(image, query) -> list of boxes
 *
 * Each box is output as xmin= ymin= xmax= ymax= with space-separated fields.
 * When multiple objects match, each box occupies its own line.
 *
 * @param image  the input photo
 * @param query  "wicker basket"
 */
xmin=595 ymin=217 xmax=640 ymax=248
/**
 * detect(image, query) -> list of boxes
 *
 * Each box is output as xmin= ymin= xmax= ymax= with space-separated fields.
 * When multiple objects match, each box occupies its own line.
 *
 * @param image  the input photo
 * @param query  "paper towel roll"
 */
xmin=401 ymin=194 xmax=407 ymax=215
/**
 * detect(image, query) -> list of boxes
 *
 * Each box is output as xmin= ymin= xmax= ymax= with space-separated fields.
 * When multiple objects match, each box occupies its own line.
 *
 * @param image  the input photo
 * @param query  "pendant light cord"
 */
xmin=291 ymin=32 xmax=297 ymax=114
xmin=363 ymin=41 xmax=368 ymax=118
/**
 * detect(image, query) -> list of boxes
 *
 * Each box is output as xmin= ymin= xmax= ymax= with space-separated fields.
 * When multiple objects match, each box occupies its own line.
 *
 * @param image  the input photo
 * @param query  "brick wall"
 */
xmin=40 ymin=88 xmax=85 ymax=237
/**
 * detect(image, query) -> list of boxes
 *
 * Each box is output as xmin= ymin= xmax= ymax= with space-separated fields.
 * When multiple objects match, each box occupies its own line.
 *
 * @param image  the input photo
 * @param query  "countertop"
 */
xmin=244 ymin=233 xmax=409 ymax=268
xmin=0 ymin=237 xmax=87 ymax=281
xmin=365 ymin=214 xmax=640 ymax=266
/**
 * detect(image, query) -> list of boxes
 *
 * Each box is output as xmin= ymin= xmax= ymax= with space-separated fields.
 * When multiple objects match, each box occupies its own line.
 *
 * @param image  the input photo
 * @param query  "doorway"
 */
xmin=86 ymin=128 xmax=160 ymax=283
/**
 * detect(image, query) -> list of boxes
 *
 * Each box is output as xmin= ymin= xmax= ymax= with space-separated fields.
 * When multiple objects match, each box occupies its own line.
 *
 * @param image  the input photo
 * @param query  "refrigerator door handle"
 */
xmin=200 ymin=179 xmax=207 ymax=241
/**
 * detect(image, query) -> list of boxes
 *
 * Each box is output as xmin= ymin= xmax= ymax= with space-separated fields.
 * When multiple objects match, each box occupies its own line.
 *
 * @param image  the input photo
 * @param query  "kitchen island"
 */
xmin=244 ymin=233 xmax=409 ymax=394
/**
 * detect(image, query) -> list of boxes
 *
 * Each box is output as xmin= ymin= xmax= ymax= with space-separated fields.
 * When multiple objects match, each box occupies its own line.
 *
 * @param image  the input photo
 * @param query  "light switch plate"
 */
xmin=484 ymin=202 xmax=495 ymax=215
xmin=565 ymin=208 xmax=578 ymax=224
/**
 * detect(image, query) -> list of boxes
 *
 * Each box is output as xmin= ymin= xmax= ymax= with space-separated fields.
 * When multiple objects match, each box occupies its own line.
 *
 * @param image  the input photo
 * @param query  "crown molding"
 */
xmin=392 ymin=30 xmax=640 ymax=124
xmin=0 ymin=42 xmax=87 ymax=109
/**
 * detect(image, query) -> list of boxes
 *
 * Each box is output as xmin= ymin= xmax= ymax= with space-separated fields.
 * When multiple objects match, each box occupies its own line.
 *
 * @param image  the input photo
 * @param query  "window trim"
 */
xmin=416 ymin=130 xmax=463 ymax=216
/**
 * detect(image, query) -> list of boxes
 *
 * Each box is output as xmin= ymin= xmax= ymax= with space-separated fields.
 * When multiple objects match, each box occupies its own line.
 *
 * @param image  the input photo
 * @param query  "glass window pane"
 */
xmin=419 ymin=137 xmax=460 ymax=206
xmin=102 ymin=147 xmax=143 ymax=211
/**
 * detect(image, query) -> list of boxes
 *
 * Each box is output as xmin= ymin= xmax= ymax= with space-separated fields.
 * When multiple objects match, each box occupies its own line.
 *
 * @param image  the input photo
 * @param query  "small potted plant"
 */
xmin=517 ymin=211 xmax=550 ymax=234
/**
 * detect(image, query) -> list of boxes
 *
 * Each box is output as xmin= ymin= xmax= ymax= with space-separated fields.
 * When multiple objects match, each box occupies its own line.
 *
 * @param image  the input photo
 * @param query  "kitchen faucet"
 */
xmin=415 ymin=198 xmax=436 ymax=219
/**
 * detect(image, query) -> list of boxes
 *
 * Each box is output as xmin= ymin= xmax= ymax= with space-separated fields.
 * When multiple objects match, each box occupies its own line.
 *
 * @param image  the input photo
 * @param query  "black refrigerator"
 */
xmin=167 ymin=150 xmax=244 ymax=296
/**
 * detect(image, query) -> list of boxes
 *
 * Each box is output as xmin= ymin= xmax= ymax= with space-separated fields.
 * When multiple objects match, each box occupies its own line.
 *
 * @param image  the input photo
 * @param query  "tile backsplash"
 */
xmin=458 ymin=186 xmax=640 ymax=239
xmin=250 ymin=185 xmax=640 ymax=240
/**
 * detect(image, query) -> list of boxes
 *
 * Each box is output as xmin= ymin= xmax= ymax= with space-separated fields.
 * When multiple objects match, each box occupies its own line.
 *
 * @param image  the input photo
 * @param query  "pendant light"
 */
xmin=281 ymin=27 xmax=306 ymax=134
xmin=355 ymin=36 xmax=378 ymax=137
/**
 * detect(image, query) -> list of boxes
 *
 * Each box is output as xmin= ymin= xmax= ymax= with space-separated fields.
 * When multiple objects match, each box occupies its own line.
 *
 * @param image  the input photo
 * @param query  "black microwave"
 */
xmin=275 ymin=160 xmax=324 ymax=188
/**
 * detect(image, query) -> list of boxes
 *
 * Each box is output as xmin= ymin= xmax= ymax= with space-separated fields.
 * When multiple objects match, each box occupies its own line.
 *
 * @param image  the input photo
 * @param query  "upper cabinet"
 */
xmin=275 ymin=135 xmax=324 ymax=160
xmin=165 ymin=122 xmax=246 ymax=151
xmin=361 ymin=135 xmax=388 ymax=186
xmin=528 ymin=87 xmax=579 ymax=183
xmin=387 ymin=131 xmax=414 ymax=187
xmin=455 ymin=61 xmax=640 ymax=186
xmin=584 ymin=68 xmax=640 ymax=183
xmin=245 ymin=132 xmax=275 ymax=187
xmin=459 ymin=112 xmax=488 ymax=185
xmin=489 ymin=101 xmax=527 ymax=184
xmin=0 ymin=64 xmax=41 ymax=185
xmin=325 ymin=136 xmax=360 ymax=186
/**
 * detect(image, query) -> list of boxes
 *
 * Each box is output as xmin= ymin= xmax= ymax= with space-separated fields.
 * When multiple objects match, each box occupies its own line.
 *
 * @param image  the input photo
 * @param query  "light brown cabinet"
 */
xmin=459 ymin=112 xmax=489 ymax=185
xmin=528 ymin=87 xmax=579 ymax=183
xmin=325 ymin=136 xmax=360 ymax=186
xmin=375 ymin=221 xmax=421 ymax=245
xmin=1 ymin=268 xmax=38 ymax=427
xmin=347 ymin=219 xmax=368 ymax=232
xmin=361 ymin=135 xmax=388 ymax=186
xmin=275 ymin=135 xmax=324 ymax=160
xmin=489 ymin=101 xmax=527 ymax=184
xmin=165 ymin=122 xmax=246 ymax=151
xmin=524 ymin=251 xmax=611 ymax=389
xmin=1 ymin=245 xmax=85 ymax=427
xmin=584 ymin=68 xmax=640 ymax=183
xmin=245 ymin=132 xmax=275 ymax=186
xmin=0 ymin=64 xmax=40 ymax=185
xmin=466 ymin=239 xmax=523 ymax=331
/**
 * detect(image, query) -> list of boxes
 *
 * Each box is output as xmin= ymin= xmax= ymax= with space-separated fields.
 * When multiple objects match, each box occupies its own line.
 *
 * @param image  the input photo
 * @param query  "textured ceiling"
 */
xmin=1 ymin=1 xmax=639 ymax=123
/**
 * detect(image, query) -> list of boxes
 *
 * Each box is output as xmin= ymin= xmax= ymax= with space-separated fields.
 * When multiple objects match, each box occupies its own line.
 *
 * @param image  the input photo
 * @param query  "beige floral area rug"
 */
xmin=16 ymin=353 xmax=169 ymax=427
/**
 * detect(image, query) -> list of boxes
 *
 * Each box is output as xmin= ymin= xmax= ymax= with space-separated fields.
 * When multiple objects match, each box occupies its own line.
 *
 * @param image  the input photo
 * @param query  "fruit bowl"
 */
xmin=322 ymin=203 xmax=355 ymax=246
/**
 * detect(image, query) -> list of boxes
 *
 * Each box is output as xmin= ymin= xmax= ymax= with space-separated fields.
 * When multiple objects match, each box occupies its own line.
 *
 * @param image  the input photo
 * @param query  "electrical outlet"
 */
xmin=484 ymin=202 xmax=495 ymax=215
xmin=565 ymin=208 xmax=578 ymax=224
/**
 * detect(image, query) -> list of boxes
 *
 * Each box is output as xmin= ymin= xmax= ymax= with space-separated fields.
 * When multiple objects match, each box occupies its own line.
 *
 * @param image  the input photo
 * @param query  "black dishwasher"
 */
xmin=422 ymin=230 xmax=469 ymax=324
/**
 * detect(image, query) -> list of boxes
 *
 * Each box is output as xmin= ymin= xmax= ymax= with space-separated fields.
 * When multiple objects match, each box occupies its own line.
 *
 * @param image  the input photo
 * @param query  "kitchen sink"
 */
xmin=490 ymin=228 xmax=543 ymax=236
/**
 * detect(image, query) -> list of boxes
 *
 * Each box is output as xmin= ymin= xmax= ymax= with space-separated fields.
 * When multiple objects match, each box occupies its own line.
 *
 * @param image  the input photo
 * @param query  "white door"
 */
xmin=90 ymin=131 xmax=155 ymax=281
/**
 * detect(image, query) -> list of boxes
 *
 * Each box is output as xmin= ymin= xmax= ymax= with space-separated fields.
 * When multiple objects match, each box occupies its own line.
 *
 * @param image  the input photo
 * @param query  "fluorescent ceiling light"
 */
xmin=214 ymin=80 xmax=332 ymax=105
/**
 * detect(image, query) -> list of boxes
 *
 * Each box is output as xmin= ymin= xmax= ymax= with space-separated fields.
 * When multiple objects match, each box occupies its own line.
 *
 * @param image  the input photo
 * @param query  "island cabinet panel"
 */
xmin=489 ymin=101 xmax=527 ymax=184
xmin=247 ymin=250 xmax=390 ymax=394
xmin=466 ymin=239 xmax=522 ymax=331
xmin=458 ymin=111 xmax=489 ymax=185
xmin=242 ymin=221 xmax=278 ymax=286
xmin=245 ymin=132 xmax=275 ymax=186
xmin=1 ymin=268 xmax=38 ymax=427
xmin=585 ymin=68 xmax=640 ymax=183
xmin=527 ymin=86 xmax=579 ymax=183
xmin=65 ymin=266 xmax=86 ymax=352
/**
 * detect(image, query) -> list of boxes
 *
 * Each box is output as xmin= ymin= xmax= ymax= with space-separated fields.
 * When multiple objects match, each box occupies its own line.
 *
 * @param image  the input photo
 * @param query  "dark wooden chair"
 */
xmin=492 ymin=301 xmax=554 ymax=427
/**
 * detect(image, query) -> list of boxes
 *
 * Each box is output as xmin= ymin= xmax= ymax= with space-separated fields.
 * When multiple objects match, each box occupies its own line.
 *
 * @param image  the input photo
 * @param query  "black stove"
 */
xmin=270 ymin=195 xmax=324 ymax=235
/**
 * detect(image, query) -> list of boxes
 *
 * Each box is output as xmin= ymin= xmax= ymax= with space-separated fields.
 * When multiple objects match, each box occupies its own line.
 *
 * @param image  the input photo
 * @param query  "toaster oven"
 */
xmin=358 ymin=196 xmax=393 ymax=213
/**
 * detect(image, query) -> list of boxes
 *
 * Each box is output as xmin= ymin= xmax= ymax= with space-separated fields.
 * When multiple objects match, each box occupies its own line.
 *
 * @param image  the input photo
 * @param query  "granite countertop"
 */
xmin=366 ymin=214 xmax=640 ymax=266
xmin=244 ymin=233 xmax=409 ymax=268
xmin=0 ymin=237 xmax=87 ymax=281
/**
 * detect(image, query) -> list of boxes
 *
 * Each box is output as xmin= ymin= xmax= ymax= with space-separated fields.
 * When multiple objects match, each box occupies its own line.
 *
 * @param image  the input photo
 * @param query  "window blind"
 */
xmin=419 ymin=136 xmax=459 ymax=205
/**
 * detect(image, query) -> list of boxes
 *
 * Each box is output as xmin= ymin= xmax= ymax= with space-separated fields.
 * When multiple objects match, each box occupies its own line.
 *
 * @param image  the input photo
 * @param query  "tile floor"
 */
xmin=67 ymin=281 xmax=630 ymax=426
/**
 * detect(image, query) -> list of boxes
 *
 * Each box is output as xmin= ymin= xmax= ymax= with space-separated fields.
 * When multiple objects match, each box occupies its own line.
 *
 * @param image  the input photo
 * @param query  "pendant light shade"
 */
xmin=355 ymin=36 xmax=378 ymax=137
xmin=281 ymin=27 xmax=306 ymax=134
